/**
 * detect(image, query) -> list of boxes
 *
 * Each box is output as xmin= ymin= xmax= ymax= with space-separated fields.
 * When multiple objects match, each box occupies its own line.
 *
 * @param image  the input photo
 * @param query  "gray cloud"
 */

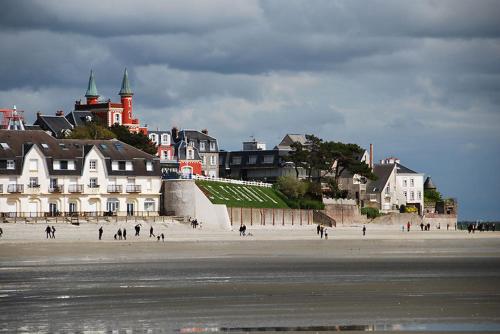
xmin=0 ymin=0 xmax=499 ymax=219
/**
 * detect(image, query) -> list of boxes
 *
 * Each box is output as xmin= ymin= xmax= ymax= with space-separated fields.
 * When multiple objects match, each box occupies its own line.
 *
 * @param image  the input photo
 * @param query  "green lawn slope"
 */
xmin=195 ymin=180 xmax=289 ymax=208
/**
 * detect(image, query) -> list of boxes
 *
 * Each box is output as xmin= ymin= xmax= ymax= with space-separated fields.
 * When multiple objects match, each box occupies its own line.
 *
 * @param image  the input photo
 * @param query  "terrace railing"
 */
xmin=191 ymin=174 xmax=272 ymax=188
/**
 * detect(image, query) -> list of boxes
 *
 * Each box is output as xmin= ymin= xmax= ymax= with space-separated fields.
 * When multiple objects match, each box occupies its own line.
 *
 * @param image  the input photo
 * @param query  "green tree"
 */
xmin=424 ymin=189 xmax=442 ymax=202
xmin=275 ymin=176 xmax=308 ymax=199
xmin=66 ymin=123 xmax=116 ymax=140
xmin=109 ymin=125 xmax=157 ymax=155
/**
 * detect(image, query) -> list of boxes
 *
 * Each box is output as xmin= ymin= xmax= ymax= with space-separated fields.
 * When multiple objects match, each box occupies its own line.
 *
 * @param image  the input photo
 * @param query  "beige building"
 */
xmin=0 ymin=130 xmax=161 ymax=217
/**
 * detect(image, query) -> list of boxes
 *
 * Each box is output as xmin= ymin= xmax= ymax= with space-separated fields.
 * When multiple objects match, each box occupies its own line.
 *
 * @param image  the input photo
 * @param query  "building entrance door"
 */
xmin=127 ymin=203 xmax=134 ymax=216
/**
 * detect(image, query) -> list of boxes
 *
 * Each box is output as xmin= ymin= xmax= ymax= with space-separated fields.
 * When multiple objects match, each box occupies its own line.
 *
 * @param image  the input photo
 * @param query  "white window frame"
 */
xmin=146 ymin=161 xmax=153 ymax=171
xmin=29 ymin=177 xmax=39 ymax=188
xmin=89 ymin=159 xmax=97 ymax=171
xmin=89 ymin=178 xmax=99 ymax=188
xmin=7 ymin=160 xmax=15 ymax=170
xmin=144 ymin=199 xmax=155 ymax=212
xmin=410 ymin=178 xmax=414 ymax=187
xmin=403 ymin=179 xmax=407 ymax=187
xmin=200 ymin=141 xmax=206 ymax=151
xmin=210 ymin=142 xmax=216 ymax=151
xmin=210 ymin=155 xmax=216 ymax=166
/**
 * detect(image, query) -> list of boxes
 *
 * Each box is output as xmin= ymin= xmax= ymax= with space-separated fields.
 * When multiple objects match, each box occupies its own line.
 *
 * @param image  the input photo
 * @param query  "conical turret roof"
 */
xmin=85 ymin=70 xmax=99 ymax=97
xmin=119 ymin=68 xmax=133 ymax=96
xmin=424 ymin=176 xmax=437 ymax=190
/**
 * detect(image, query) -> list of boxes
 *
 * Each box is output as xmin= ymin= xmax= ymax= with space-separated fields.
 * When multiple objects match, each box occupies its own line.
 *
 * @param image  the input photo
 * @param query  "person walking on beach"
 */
xmin=150 ymin=226 xmax=155 ymax=238
xmin=362 ymin=225 xmax=366 ymax=236
xmin=161 ymin=233 xmax=165 ymax=242
xmin=117 ymin=228 xmax=122 ymax=240
xmin=406 ymin=222 xmax=410 ymax=232
xmin=0 ymin=227 xmax=2 ymax=238
xmin=317 ymin=224 xmax=321 ymax=235
xmin=135 ymin=224 xmax=141 ymax=236
xmin=51 ymin=226 xmax=56 ymax=239
xmin=45 ymin=225 xmax=51 ymax=239
xmin=98 ymin=226 xmax=103 ymax=240
xmin=320 ymin=225 xmax=324 ymax=239
xmin=420 ymin=222 xmax=424 ymax=231
xmin=324 ymin=228 xmax=328 ymax=240
xmin=123 ymin=228 xmax=127 ymax=240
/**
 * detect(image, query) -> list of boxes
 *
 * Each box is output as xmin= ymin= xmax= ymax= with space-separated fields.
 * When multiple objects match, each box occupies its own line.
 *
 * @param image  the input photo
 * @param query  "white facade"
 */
xmin=395 ymin=170 xmax=424 ymax=214
xmin=0 ymin=132 xmax=161 ymax=217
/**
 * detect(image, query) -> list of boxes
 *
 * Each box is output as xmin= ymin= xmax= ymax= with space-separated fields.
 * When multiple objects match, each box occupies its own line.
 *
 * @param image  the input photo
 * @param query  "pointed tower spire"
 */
xmin=85 ymin=70 xmax=99 ymax=104
xmin=85 ymin=70 xmax=99 ymax=98
xmin=119 ymin=68 xmax=133 ymax=96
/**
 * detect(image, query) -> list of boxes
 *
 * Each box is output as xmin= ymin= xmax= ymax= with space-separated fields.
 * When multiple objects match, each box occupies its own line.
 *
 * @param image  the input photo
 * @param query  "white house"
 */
xmin=0 ymin=130 xmax=162 ymax=217
xmin=378 ymin=157 xmax=425 ymax=215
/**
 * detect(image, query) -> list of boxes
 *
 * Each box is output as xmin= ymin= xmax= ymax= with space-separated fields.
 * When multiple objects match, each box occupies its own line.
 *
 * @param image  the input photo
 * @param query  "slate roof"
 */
xmin=34 ymin=115 xmax=73 ymax=138
xmin=276 ymin=134 xmax=308 ymax=150
xmin=119 ymin=68 xmax=133 ymax=96
xmin=424 ymin=176 xmax=437 ymax=190
xmin=395 ymin=163 xmax=418 ymax=174
xmin=85 ymin=70 xmax=99 ymax=97
xmin=0 ymin=130 xmax=160 ymax=177
xmin=65 ymin=111 xmax=93 ymax=127
xmin=367 ymin=164 xmax=395 ymax=193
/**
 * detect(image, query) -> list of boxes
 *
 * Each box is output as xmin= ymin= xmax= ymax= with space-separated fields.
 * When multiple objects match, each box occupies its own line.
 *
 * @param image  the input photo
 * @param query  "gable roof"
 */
xmin=276 ymin=134 xmax=308 ymax=150
xmin=395 ymin=163 xmax=418 ymax=174
xmin=34 ymin=115 xmax=73 ymax=137
xmin=367 ymin=164 xmax=396 ymax=193
xmin=66 ymin=111 xmax=93 ymax=127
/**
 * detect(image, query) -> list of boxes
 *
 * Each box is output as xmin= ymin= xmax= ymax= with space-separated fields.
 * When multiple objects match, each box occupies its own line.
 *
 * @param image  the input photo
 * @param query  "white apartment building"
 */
xmin=0 ymin=130 xmax=161 ymax=217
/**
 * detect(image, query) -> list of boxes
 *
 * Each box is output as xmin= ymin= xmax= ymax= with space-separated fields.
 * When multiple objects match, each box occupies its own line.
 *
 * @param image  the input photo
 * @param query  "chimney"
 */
xmin=369 ymin=143 xmax=374 ymax=170
xmin=201 ymin=129 xmax=208 ymax=135
xmin=36 ymin=111 xmax=41 ymax=118
xmin=171 ymin=126 xmax=178 ymax=141
xmin=55 ymin=110 xmax=64 ymax=116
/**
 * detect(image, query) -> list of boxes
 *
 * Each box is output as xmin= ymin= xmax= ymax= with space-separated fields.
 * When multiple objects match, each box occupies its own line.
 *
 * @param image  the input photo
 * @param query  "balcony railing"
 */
xmin=7 ymin=184 xmax=24 ymax=193
xmin=27 ymin=184 xmax=40 ymax=188
xmin=48 ymin=185 xmax=64 ymax=193
xmin=68 ymin=184 xmax=84 ymax=193
xmin=126 ymin=185 xmax=142 ymax=193
xmin=88 ymin=184 xmax=100 ymax=189
xmin=107 ymin=185 xmax=123 ymax=193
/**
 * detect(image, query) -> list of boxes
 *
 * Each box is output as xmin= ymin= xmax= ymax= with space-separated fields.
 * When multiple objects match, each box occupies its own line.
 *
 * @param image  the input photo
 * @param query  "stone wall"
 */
xmin=227 ymin=207 xmax=314 ymax=226
xmin=423 ymin=213 xmax=457 ymax=229
xmin=324 ymin=203 xmax=366 ymax=225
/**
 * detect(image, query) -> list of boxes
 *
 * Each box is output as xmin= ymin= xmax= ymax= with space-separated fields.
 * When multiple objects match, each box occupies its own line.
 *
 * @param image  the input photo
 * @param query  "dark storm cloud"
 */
xmin=0 ymin=0 xmax=499 ymax=219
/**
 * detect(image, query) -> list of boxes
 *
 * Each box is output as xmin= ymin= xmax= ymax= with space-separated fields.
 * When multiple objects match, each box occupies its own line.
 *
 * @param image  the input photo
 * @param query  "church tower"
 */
xmin=85 ymin=70 xmax=99 ymax=105
xmin=119 ymin=68 xmax=134 ymax=125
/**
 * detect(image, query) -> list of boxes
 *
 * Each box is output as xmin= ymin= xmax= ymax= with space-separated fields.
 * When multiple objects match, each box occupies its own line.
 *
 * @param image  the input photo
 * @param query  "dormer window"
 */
xmin=0 ymin=143 xmax=10 ymax=149
xmin=149 ymin=134 xmax=158 ymax=144
xmin=146 ymin=161 xmax=153 ymax=171
xmin=210 ymin=142 xmax=216 ymax=151
xmin=41 ymin=143 xmax=49 ymax=149
xmin=111 ymin=160 xmax=133 ymax=171
xmin=161 ymin=134 xmax=170 ymax=145
xmin=200 ymin=141 xmax=206 ymax=151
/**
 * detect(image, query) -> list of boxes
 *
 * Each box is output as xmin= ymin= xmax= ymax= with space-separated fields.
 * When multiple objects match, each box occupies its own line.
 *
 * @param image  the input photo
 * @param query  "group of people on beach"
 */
xmin=239 ymin=224 xmax=247 ymax=236
xmin=95 ymin=225 xmax=165 ymax=241
xmin=316 ymin=224 xmax=329 ymax=239
xmin=467 ymin=223 xmax=496 ymax=233
xmin=189 ymin=218 xmax=200 ymax=229
xmin=45 ymin=225 xmax=56 ymax=238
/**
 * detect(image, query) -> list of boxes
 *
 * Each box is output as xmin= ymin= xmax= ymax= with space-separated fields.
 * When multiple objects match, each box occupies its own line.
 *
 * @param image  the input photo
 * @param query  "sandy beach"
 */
xmin=1 ymin=221 xmax=500 ymax=333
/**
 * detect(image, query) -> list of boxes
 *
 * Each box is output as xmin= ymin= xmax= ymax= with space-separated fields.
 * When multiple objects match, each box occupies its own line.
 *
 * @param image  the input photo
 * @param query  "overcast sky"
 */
xmin=1 ymin=0 xmax=499 ymax=220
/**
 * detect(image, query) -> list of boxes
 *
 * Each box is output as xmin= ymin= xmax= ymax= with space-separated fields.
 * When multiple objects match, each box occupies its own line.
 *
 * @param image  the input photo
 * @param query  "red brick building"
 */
xmin=74 ymin=69 xmax=147 ymax=134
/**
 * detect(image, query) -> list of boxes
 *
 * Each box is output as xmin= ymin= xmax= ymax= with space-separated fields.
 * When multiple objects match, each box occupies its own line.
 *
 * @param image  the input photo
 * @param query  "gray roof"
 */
xmin=148 ymin=130 xmax=171 ymax=135
xmin=34 ymin=115 xmax=73 ymax=138
xmin=66 ymin=111 xmax=93 ymax=127
xmin=175 ymin=130 xmax=219 ymax=152
xmin=395 ymin=163 xmax=418 ymax=174
xmin=276 ymin=134 xmax=308 ymax=150
xmin=424 ymin=176 xmax=437 ymax=190
xmin=367 ymin=164 xmax=395 ymax=193
xmin=0 ymin=130 xmax=160 ymax=177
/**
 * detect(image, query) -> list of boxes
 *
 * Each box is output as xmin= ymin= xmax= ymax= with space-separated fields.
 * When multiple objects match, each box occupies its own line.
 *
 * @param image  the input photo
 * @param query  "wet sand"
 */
xmin=1 ymin=223 xmax=500 ymax=333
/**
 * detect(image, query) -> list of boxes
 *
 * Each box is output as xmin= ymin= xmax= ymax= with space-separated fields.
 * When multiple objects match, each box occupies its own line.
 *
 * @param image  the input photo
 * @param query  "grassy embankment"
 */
xmin=195 ymin=180 xmax=289 ymax=209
